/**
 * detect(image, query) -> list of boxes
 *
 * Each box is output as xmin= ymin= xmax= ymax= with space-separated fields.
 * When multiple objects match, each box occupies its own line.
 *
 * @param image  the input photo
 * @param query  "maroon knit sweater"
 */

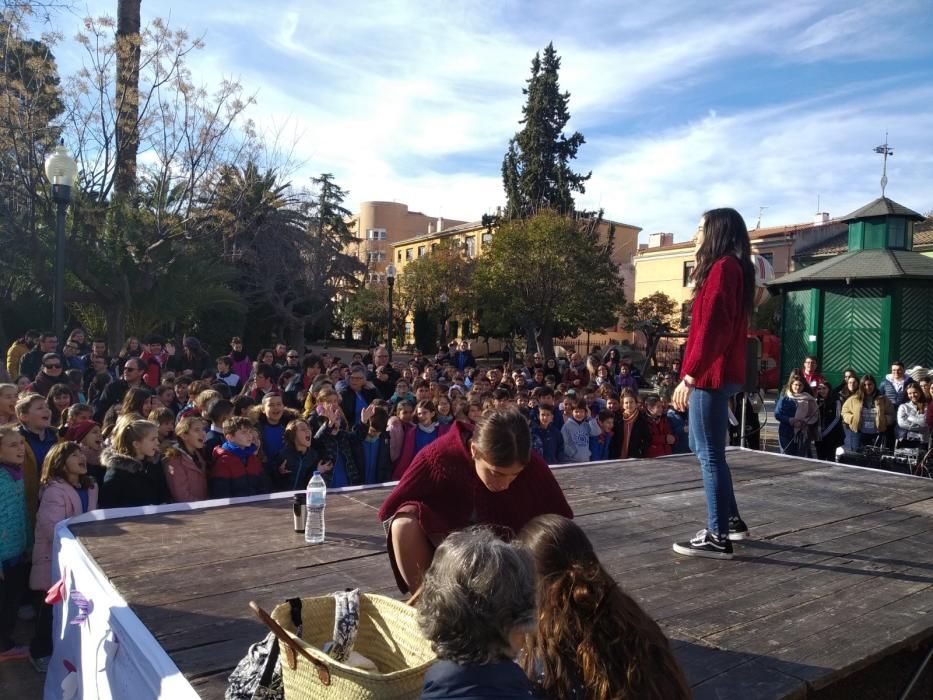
xmin=682 ymin=255 xmax=749 ymax=389
xmin=377 ymin=421 xmax=573 ymax=539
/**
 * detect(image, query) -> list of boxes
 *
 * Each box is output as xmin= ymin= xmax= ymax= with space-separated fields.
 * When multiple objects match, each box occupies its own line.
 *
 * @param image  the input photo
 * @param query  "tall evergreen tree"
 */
xmin=501 ymin=42 xmax=590 ymax=219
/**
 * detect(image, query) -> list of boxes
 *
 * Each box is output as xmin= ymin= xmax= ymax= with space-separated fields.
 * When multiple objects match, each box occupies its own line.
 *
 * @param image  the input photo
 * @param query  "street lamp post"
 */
xmin=438 ymin=292 xmax=448 ymax=351
xmin=385 ymin=264 xmax=396 ymax=361
xmin=44 ymin=141 xmax=78 ymax=341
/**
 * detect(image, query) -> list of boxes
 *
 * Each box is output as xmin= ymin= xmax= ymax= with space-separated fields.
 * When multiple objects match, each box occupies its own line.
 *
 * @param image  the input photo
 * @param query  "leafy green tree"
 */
xmin=501 ymin=42 xmax=590 ymax=219
xmin=398 ymin=240 xmax=475 ymax=319
xmin=397 ymin=239 xmax=475 ymax=353
xmin=303 ymin=173 xmax=366 ymax=341
xmin=199 ymin=167 xmax=364 ymax=348
xmin=341 ymin=285 xmax=390 ymax=344
xmin=473 ymin=210 xmax=624 ymax=359
xmin=620 ymin=292 xmax=679 ymax=370
xmin=620 ymin=292 xmax=679 ymax=333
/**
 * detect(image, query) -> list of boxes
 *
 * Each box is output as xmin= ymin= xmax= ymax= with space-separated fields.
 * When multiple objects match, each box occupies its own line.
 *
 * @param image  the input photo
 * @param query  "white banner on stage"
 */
xmin=43 ymin=484 xmax=394 ymax=699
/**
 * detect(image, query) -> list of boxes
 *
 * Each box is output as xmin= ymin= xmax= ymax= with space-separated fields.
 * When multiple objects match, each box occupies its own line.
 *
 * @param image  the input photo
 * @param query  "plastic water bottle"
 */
xmin=305 ymin=471 xmax=326 ymax=544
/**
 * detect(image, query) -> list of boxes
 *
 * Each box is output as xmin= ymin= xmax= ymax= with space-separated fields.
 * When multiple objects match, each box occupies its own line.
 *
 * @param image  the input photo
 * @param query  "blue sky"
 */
xmin=43 ymin=0 xmax=933 ymax=239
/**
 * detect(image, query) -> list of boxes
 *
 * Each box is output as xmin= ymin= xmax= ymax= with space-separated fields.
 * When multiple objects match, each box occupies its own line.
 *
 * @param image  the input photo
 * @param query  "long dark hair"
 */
xmin=692 ymin=207 xmax=755 ymax=313
xmin=517 ymin=515 xmax=691 ymax=700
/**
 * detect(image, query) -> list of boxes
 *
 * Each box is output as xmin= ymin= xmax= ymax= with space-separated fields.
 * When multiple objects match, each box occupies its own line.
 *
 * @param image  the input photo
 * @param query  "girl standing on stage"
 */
xmin=672 ymin=208 xmax=755 ymax=559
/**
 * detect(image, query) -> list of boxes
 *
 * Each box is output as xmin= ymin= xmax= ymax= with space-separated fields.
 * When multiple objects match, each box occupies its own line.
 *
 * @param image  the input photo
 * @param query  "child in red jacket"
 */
xmin=644 ymin=395 xmax=675 ymax=458
xmin=209 ymin=416 xmax=271 ymax=498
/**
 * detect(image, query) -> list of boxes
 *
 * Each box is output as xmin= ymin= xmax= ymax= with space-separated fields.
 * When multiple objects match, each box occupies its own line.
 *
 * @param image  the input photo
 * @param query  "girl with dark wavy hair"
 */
xmin=517 ymin=514 xmax=691 ymax=700
xmin=671 ymin=208 xmax=754 ymax=559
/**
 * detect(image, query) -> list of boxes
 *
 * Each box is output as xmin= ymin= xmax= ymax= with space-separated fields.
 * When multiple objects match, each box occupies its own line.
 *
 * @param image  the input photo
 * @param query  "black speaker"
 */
xmin=744 ymin=336 xmax=761 ymax=393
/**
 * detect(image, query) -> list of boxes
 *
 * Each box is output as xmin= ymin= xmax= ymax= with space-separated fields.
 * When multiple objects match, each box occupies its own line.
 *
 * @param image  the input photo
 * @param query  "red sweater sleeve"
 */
xmin=682 ymin=257 xmax=744 ymax=382
xmin=377 ymin=440 xmax=448 ymax=524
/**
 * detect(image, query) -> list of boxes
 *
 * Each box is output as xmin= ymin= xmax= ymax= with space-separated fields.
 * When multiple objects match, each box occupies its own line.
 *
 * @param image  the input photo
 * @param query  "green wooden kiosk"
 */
xmin=767 ymin=196 xmax=933 ymax=387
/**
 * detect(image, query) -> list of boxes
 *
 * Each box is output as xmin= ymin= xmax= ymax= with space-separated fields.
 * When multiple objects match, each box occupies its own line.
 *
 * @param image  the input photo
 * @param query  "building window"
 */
xmin=366 ymin=228 xmax=387 ymax=240
xmin=683 ymin=261 xmax=695 ymax=287
xmin=368 ymin=272 xmax=384 ymax=284
xmin=418 ymin=245 xmax=426 ymax=257
xmin=680 ymin=302 xmax=693 ymax=327
xmin=482 ymin=231 xmax=493 ymax=247
xmin=406 ymin=248 xmax=413 ymax=261
xmin=464 ymin=235 xmax=476 ymax=258
xmin=366 ymin=251 xmax=385 ymax=263
xmin=431 ymin=242 xmax=438 ymax=252
xmin=396 ymin=250 xmax=402 ymax=262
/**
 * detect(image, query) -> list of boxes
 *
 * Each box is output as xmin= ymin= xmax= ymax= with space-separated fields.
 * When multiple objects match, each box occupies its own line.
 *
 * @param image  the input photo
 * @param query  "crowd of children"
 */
xmin=0 ymin=330 xmax=695 ymax=672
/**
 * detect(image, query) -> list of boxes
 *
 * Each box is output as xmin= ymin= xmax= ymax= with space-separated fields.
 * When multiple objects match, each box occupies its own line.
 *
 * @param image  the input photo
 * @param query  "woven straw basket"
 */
xmin=250 ymin=594 xmax=436 ymax=700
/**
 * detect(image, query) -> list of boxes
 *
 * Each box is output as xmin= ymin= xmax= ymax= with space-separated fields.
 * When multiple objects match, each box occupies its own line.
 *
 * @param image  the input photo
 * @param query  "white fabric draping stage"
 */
xmin=42 ymin=487 xmax=377 ymax=700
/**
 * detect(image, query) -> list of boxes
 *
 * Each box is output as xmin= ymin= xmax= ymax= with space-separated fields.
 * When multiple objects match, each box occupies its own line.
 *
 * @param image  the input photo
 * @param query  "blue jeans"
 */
xmin=843 ymin=427 xmax=883 ymax=451
xmin=689 ymin=383 xmax=741 ymax=537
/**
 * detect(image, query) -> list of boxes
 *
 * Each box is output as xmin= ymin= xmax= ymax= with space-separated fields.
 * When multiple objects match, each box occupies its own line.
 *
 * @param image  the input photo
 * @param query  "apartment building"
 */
xmin=347 ymin=201 xmax=467 ymax=284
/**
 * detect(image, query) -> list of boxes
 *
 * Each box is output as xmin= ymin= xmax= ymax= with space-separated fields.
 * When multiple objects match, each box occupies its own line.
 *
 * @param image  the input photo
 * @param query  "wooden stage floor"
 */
xmin=71 ymin=450 xmax=933 ymax=699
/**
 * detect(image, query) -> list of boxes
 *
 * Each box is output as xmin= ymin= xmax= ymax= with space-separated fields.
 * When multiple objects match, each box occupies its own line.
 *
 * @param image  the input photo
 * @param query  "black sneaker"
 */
xmin=673 ymin=530 xmax=734 ymax=559
xmin=728 ymin=516 xmax=749 ymax=541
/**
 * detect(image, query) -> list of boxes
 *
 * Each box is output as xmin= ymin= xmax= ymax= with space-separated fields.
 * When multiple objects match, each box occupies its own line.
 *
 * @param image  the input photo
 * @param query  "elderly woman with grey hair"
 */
xmin=418 ymin=527 xmax=539 ymax=699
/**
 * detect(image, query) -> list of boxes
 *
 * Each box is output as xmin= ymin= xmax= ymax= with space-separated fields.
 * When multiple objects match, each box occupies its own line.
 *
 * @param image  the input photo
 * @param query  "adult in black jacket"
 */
xmin=93 ymin=358 xmax=147 ymax=423
xmin=370 ymin=364 xmax=399 ymax=401
xmin=366 ymin=346 xmax=399 ymax=397
xmin=339 ymin=368 xmax=381 ymax=426
xmin=19 ymin=332 xmax=59 ymax=381
xmin=169 ymin=337 xmax=212 ymax=378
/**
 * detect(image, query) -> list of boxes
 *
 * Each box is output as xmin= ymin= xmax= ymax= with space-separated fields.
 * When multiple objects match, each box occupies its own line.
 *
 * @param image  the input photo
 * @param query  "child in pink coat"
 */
xmin=29 ymin=441 xmax=98 ymax=671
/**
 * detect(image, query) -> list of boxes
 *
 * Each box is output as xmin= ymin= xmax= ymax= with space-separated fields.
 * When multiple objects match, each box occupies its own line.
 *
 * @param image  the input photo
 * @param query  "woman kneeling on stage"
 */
xmin=377 ymin=408 xmax=572 ymax=594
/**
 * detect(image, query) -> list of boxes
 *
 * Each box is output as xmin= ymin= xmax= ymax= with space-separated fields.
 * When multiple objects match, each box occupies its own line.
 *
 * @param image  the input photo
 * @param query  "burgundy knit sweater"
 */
xmin=377 ymin=421 xmax=573 ymax=539
xmin=682 ymin=256 xmax=749 ymax=389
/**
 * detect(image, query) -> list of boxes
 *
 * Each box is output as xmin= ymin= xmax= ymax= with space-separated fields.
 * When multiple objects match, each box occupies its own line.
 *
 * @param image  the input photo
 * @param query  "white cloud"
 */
xmin=39 ymin=0 xmax=933 ymax=234
xmin=582 ymin=83 xmax=933 ymax=237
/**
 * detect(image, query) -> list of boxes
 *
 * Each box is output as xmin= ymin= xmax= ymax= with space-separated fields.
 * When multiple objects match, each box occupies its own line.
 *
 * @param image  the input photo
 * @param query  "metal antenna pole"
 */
xmin=874 ymin=132 xmax=893 ymax=197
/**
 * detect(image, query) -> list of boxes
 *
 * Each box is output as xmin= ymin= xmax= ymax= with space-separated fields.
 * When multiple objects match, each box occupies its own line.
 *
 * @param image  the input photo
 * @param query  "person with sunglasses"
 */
xmin=92 ymin=358 xmax=147 ymax=423
xmin=26 ymin=354 xmax=65 ymax=397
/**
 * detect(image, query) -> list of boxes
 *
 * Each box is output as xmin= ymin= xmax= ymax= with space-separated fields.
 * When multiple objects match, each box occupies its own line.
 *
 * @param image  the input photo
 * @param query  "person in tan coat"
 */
xmin=841 ymin=374 xmax=896 ymax=451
